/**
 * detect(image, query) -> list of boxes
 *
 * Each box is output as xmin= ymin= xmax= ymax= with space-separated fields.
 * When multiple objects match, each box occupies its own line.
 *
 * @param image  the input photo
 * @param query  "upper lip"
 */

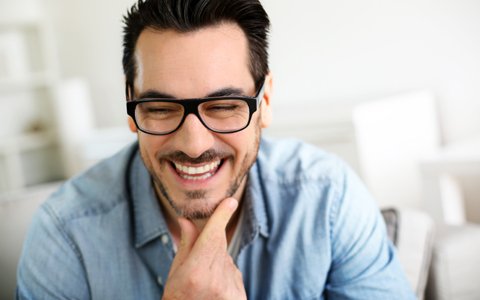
xmin=172 ymin=160 xmax=222 ymax=175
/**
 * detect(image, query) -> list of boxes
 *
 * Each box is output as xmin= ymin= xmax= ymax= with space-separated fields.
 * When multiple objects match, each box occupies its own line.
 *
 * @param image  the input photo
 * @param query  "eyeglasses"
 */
xmin=126 ymin=82 xmax=265 ymax=135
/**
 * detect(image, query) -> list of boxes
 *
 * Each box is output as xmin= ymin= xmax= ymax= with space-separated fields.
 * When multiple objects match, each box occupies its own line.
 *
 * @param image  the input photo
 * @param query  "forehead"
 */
xmin=134 ymin=22 xmax=254 ymax=97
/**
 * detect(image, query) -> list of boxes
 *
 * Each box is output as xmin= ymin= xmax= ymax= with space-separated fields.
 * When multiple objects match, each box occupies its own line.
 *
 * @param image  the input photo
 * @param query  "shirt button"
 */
xmin=157 ymin=276 xmax=163 ymax=286
xmin=161 ymin=234 xmax=169 ymax=245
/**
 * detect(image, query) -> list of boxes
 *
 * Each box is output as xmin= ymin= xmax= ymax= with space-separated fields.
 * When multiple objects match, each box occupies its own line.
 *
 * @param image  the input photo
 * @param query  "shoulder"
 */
xmin=253 ymin=137 xmax=372 ymax=230
xmin=252 ymin=137 xmax=356 ymax=230
xmin=256 ymin=137 xmax=348 ymax=188
xmin=42 ymin=142 xmax=139 ymax=222
xmin=17 ymin=142 xmax=141 ymax=297
xmin=256 ymin=137 xmax=375 ymax=217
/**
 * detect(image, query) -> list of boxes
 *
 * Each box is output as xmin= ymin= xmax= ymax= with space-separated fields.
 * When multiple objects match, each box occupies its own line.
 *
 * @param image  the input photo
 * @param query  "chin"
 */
xmin=174 ymin=193 xmax=223 ymax=220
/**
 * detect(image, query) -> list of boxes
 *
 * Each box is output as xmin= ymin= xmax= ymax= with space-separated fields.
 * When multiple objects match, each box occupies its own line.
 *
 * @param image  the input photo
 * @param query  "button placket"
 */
xmin=157 ymin=276 xmax=163 ymax=286
xmin=161 ymin=234 xmax=169 ymax=245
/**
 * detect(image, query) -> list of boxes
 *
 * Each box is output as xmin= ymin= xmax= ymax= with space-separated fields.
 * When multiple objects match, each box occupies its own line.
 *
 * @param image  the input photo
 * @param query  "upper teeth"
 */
xmin=174 ymin=160 xmax=221 ymax=175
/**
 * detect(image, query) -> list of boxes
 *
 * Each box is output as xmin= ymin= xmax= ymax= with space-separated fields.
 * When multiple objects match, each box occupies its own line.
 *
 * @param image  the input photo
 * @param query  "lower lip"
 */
xmin=168 ymin=160 xmax=225 ymax=188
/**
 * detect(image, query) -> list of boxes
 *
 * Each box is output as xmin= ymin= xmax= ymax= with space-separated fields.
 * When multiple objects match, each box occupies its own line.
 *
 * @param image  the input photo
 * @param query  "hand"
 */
xmin=162 ymin=198 xmax=247 ymax=300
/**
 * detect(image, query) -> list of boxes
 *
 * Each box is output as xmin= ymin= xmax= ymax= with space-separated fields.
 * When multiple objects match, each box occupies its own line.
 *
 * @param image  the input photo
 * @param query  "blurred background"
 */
xmin=1 ymin=0 xmax=480 ymax=299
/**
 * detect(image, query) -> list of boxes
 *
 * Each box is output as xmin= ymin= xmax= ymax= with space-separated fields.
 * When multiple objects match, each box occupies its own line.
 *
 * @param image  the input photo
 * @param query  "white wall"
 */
xmin=41 ymin=0 xmax=480 ymax=145
xmin=263 ymin=0 xmax=480 ymax=144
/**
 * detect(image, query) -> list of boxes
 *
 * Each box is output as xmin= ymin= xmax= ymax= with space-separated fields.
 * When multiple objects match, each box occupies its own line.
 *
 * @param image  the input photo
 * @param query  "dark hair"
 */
xmin=122 ymin=0 xmax=270 ymax=99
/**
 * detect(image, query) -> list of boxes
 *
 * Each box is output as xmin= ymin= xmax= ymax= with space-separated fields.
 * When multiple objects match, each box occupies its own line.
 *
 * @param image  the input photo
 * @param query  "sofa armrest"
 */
xmin=382 ymin=208 xmax=435 ymax=300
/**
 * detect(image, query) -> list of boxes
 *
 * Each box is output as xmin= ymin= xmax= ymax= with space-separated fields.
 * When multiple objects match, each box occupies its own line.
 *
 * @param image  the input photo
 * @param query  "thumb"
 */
xmin=169 ymin=217 xmax=199 ymax=272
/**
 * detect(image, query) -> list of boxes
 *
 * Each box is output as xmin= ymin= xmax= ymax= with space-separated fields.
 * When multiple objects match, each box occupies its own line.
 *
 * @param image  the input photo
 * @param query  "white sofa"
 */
xmin=426 ymin=224 xmax=480 ymax=300
xmin=0 ymin=182 xmax=60 ymax=299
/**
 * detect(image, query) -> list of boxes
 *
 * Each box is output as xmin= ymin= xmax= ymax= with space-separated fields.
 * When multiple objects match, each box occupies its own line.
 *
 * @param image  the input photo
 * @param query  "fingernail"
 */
xmin=177 ymin=218 xmax=186 ymax=233
xmin=228 ymin=198 xmax=239 ymax=210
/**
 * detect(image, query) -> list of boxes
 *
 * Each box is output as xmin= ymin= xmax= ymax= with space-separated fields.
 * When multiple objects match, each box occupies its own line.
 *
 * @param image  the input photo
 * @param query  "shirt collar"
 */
xmin=245 ymin=159 xmax=270 ymax=238
xmin=129 ymin=148 xmax=170 ymax=248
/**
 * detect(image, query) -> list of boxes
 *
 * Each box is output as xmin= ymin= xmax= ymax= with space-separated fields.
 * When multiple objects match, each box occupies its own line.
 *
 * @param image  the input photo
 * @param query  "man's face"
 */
xmin=130 ymin=23 xmax=272 ymax=220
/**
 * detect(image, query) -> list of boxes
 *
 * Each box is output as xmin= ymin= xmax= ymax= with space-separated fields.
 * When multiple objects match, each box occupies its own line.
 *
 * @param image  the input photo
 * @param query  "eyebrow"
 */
xmin=137 ymin=87 xmax=247 ymax=99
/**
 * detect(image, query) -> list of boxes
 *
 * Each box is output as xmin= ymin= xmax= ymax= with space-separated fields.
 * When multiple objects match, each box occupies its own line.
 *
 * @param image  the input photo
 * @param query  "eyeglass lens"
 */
xmin=135 ymin=99 xmax=250 ymax=134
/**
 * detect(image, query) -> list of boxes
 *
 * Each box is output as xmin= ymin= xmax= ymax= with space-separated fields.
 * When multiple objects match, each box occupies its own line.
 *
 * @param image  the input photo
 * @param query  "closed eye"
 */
xmin=147 ymin=107 xmax=177 ymax=114
xmin=207 ymin=105 xmax=239 ymax=111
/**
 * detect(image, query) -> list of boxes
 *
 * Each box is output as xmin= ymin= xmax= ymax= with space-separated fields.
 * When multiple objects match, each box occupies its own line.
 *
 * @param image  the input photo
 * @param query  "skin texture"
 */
xmin=127 ymin=22 xmax=273 ymax=298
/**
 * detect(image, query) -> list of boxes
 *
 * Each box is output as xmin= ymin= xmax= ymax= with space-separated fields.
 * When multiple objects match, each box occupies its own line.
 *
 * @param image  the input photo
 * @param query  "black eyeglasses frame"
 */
xmin=126 ymin=82 xmax=265 ymax=135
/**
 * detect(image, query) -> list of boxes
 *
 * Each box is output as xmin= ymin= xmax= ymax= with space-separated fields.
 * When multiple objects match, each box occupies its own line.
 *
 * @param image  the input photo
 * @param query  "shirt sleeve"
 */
xmin=325 ymin=166 xmax=416 ymax=299
xmin=16 ymin=204 xmax=90 ymax=300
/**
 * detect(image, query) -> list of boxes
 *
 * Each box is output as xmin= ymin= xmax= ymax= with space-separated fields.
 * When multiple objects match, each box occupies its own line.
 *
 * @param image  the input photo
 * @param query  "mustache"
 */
xmin=158 ymin=149 xmax=230 ymax=164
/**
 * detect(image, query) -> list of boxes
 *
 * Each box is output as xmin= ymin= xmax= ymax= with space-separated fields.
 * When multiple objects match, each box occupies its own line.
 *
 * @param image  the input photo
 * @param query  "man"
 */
xmin=17 ymin=0 xmax=415 ymax=299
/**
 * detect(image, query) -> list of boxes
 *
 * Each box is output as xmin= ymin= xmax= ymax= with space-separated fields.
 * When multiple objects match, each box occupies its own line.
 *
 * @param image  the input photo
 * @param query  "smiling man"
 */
xmin=17 ymin=0 xmax=415 ymax=299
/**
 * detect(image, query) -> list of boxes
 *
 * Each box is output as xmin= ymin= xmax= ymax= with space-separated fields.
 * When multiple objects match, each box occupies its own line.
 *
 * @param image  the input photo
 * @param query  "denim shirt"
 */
xmin=17 ymin=138 xmax=415 ymax=299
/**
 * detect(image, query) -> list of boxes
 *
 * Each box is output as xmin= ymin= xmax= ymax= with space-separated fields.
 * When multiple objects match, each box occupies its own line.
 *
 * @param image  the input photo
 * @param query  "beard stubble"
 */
xmin=140 ymin=124 xmax=261 ymax=220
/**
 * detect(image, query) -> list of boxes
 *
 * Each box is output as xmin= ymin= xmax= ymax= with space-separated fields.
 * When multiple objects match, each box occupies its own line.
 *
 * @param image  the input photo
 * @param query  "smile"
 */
xmin=172 ymin=160 xmax=222 ymax=181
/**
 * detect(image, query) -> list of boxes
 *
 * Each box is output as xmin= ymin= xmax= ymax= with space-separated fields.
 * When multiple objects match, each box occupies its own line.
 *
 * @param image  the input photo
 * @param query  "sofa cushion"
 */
xmin=426 ymin=224 xmax=480 ymax=300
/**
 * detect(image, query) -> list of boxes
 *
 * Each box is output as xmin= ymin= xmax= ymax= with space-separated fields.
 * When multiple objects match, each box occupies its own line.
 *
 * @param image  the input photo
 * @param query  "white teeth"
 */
xmin=173 ymin=160 xmax=221 ymax=176
xmin=181 ymin=173 xmax=213 ymax=181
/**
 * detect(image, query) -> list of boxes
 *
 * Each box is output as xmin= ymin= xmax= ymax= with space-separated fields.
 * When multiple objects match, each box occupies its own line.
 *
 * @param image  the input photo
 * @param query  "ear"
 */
xmin=128 ymin=116 xmax=138 ymax=133
xmin=260 ymin=73 xmax=273 ymax=128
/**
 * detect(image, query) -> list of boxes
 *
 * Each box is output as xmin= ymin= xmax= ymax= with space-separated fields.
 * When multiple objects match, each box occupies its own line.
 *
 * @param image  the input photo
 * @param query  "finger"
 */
xmin=169 ymin=217 xmax=199 ymax=274
xmin=193 ymin=198 xmax=238 ymax=252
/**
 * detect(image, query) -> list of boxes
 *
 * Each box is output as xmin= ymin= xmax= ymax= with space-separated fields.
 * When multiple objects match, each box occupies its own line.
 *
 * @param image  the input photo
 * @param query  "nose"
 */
xmin=172 ymin=113 xmax=215 ymax=159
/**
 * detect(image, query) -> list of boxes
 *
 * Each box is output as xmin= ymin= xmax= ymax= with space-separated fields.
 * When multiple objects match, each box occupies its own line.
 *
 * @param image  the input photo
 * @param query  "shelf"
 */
xmin=0 ymin=3 xmax=62 ymax=192
xmin=0 ymin=18 xmax=41 ymax=30
xmin=0 ymin=131 xmax=55 ymax=155
xmin=0 ymin=72 xmax=55 ymax=93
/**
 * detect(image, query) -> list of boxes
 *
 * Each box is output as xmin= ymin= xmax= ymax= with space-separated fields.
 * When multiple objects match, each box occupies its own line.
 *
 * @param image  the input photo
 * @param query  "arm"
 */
xmin=16 ymin=204 xmax=90 ymax=300
xmin=325 ymin=168 xmax=415 ymax=299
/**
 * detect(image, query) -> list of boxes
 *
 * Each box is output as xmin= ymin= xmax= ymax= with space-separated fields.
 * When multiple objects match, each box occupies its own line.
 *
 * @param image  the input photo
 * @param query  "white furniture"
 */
xmin=420 ymin=136 xmax=480 ymax=225
xmin=426 ymin=224 xmax=480 ymax=300
xmin=352 ymin=92 xmax=480 ymax=300
xmin=76 ymin=126 xmax=136 ymax=172
xmin=420 ymin=136 xmax=480 ymax=300
xmin=382 ymin=208 xmax=435 ymax=299
xmin=0 ymin=2 xmax=62 ymax=191
xmin=352 ymin=90 xmax=440 ymax=209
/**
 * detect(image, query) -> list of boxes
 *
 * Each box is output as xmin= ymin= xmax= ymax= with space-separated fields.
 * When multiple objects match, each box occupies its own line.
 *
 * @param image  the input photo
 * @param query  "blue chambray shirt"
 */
xmin=17 ymin=138 xmax=415 ymax=299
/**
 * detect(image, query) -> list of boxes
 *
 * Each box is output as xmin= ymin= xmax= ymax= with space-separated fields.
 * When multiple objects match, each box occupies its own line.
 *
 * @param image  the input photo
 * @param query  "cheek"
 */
xmin=221 ymin=124 xmax=261 ymax=160
xmin=138 ymin=135 xmax=169 ymax=165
